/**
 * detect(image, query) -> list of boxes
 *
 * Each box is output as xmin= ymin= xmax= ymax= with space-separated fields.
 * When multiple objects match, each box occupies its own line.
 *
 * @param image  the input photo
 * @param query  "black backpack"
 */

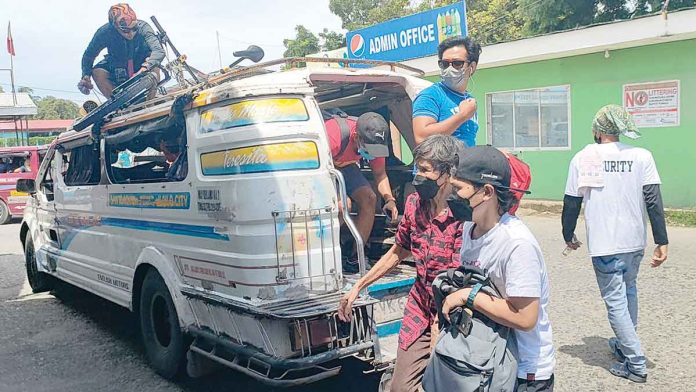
xmin=423 ymin=266 xmax=518 ymax=392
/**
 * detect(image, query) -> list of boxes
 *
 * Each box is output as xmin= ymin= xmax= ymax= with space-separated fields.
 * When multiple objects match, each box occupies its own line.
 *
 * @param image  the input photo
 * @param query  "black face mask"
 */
xmin=594 ymin=134 xmax=602 ymax=144
xmin=412 ymin=174 xmax=441 ymax=200
xmin=447 ymin=189 xmax=482 ymax=222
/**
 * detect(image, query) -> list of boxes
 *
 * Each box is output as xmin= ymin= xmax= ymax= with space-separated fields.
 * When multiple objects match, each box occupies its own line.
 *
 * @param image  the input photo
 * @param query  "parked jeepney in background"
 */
xmin=0 ymin=145 xmax=48 ymax=224
xmin=17 ymin=57 xmax=431 ymax=388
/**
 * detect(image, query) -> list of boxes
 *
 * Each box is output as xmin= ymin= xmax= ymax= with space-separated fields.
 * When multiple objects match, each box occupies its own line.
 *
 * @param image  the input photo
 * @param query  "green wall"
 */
xmin=464 ymin=39 xmax=696 ymax=208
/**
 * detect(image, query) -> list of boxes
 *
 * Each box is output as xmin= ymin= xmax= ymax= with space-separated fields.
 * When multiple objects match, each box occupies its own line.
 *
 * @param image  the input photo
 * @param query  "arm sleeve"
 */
xmin=412 ymin=90 xmax=439 ymax=119
xmin=505 ymin=242 xmax=542 ymax=298
xmin=140 ymin=23 xmax=166 ymax=69
xmin=562 ymin=195 xmax=583 ymax=242
xmin=81 ymin=26 xmax=108 ymax=77
xmin=643 ymin=184 xmax=668 ymax=245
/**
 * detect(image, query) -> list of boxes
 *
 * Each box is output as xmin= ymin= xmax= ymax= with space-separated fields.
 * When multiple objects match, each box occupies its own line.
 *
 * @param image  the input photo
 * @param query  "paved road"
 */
xmin=1 ymin=212 xmax=695 ymax=391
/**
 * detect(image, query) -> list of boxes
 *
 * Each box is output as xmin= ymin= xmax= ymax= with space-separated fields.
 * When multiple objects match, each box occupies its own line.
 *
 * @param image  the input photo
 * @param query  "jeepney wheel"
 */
xmin=140 ymin=269 xmax=187 ymax=380
xmin=24 ymin=236 xmax=53 ymax=292
xmin=0 ymin=200 xmax=10 ymax=225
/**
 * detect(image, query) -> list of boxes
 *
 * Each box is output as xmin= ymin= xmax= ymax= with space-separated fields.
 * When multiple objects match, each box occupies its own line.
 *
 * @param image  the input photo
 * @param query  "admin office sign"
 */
xmin=346 ymin=2 xmax=467 ymax=66
xmin=624 ymin=80 xmax=680 ymax=127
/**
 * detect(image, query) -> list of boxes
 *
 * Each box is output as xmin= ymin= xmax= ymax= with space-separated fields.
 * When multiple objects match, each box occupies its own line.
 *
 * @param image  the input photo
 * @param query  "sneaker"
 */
xmin=609 ymin=361 xmax=647 ymax=383
xmin=608 ymin=337 xmax=626 ymax=362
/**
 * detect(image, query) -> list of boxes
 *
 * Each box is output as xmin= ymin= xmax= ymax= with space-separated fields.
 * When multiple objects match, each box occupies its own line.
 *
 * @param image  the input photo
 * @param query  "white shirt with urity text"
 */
xmin=565 ymin=142 xmax=661 ymax=257
xmin=460 ymin=214 xmax=556 ymax=380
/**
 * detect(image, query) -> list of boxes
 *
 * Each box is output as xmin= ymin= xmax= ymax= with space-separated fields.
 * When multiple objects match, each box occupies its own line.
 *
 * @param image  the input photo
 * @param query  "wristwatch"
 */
xmin=466 ymin=283 xmax=482 ymax=309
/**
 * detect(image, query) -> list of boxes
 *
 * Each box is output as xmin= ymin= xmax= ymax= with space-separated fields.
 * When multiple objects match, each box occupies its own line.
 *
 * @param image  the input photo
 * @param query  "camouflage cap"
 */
xmin=592 ymin=104 xmax=641 ymax=139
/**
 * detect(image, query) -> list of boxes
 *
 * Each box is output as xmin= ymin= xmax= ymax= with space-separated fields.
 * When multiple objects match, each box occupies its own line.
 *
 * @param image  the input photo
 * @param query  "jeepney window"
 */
xmin=61 ymin=144 xmax=101 ymax=186
xmin=0 ymin=153 xmax=31 ymax=174
xmin=106 ymin=122 xmax=188 ymax=184
xmin=200 ymin=97 xmax=309 ymax=133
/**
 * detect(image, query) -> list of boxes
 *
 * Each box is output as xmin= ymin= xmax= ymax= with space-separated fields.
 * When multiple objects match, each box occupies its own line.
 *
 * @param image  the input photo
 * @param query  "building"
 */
xmin=0 ymin=119 xmax=73 ymax=144
xmin=380 ymin=8 xmax=696 ymax=208
xmin=0 ymin=92 xmax=38 ymax=146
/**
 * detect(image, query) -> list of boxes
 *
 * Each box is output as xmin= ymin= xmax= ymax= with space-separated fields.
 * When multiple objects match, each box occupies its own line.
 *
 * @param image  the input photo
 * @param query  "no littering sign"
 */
xmin=623 ymin=80 xmax=680 ymax=128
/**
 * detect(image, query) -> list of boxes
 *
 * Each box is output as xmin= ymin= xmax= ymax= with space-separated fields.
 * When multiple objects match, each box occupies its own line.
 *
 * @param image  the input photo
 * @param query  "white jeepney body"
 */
xmin=20 ymin=63 xmax=431 ymax=386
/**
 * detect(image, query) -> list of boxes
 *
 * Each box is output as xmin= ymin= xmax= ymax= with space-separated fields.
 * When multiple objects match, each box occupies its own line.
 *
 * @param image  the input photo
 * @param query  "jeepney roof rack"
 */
xmin=102 ymin=57 xmax=425 ymax=125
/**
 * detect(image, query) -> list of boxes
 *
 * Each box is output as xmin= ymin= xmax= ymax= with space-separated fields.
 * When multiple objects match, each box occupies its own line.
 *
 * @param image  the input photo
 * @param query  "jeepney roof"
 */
xmin=62 ymin=64 xmax=432 ymax=137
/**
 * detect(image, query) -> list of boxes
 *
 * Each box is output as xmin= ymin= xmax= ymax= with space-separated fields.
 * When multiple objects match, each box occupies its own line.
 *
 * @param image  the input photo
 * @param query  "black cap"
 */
xmin=453 ymin=145 xmax=511 ymax=188
xmin=356 ymin=112 xmax=389 ymax=158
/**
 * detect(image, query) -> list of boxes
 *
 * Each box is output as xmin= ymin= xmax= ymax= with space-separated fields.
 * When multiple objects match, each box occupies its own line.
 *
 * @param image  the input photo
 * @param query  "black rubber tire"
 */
xmin=139 ymin=269 xmax=187 ymax=380
xmin=24 ymin=235 xmax=53 ymax=293
xmin=73 ymin=73 xmax=157 ymax=131
xmin=0 ymin=200 xmax=10 ymax=225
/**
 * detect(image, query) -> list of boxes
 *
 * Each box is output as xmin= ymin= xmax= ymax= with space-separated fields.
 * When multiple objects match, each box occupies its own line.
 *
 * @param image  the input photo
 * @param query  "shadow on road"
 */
xmin=559 ymin=335 xmax=655 ymax=370
xmin=48 ymin=282 xmax=381 ymax=392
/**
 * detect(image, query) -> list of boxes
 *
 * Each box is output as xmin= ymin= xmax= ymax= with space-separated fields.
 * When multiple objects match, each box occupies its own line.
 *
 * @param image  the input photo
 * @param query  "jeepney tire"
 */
xmin=139 ymin=269 xmax=187 ymax=380
xmin=0 ymin=200 xmax=10 ymax=225
xmin=24 ymin=236 xmax=53 ymax=293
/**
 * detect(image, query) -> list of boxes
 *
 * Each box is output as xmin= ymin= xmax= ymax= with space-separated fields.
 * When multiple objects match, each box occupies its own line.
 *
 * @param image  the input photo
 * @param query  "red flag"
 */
xmin=7 ymin=22 xmax=15 ymax=56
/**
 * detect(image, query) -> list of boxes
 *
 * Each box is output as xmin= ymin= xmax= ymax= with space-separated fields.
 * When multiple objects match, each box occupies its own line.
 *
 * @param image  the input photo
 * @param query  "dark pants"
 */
xmin=516 ymin=374 xmax=554 ymax=392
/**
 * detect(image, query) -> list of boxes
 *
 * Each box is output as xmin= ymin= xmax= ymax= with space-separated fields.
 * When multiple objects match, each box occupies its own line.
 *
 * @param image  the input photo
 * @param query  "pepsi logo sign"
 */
xmin=350 ymin=34 xmax=365 ymax=58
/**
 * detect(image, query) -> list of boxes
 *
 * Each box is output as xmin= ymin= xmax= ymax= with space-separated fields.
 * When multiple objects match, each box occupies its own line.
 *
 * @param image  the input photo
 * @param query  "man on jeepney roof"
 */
xmin=324 ymin=111 xmax=399 ymax=273
xmin=78 ymin=3 xmax=165 ymax=99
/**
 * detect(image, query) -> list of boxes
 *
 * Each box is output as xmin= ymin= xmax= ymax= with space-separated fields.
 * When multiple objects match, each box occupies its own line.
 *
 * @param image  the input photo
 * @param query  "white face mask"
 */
xmin=440 ymin=65 xmax=469 ymax=91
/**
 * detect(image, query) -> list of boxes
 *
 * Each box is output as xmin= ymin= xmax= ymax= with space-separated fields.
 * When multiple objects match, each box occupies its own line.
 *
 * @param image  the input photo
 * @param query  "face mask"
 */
xmin=446 ymin=188 xmax=482 ymax=222
xmin=357 ymin=148 xmax=375 ymax=161
xmin=440 ymin=66 xmax=469 ymax=91
xmin=594 ymin=134 xmax=602 ymax=144
xmin=412 ymin=174 xmax=441 ymax=200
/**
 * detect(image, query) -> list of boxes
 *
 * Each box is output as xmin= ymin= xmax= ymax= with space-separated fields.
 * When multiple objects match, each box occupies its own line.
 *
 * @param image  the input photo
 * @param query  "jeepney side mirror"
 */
xmin=16 ymin=179 xmax=36 ymax=194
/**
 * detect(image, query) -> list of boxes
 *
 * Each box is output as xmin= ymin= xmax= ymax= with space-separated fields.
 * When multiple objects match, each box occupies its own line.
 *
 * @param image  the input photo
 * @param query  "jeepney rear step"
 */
xmin=187 ymin=325 xmax=374 ymax=387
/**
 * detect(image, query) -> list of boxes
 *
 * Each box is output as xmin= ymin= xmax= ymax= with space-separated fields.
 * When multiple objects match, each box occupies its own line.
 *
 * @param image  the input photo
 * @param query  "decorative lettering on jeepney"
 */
xmin=65 ymin=214 xmax=102 ymax=227
xmin=177 ymin=256 xmax=233 ymax=286
xmin=200 ymin=141 xmax=320 ymax=176
xmin=200 ymin=98 xmax=309 ymax=133
xmin=108 ymin=192 xmax=191 ymax=209
xmin=222 ymin=147 xmax=268 ymax=168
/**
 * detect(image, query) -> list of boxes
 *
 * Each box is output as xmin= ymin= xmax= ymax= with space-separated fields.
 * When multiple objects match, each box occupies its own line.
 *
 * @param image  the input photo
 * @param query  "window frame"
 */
xmin=486 ymin=84 xmax=572 ymax=152
xmin=104 ymin=121 xmax=189 ymax=185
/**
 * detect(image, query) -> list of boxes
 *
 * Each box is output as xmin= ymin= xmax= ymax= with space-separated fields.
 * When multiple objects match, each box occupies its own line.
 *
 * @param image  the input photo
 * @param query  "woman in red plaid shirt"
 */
xmin=338 ymin=135 xmax=465 ymax=392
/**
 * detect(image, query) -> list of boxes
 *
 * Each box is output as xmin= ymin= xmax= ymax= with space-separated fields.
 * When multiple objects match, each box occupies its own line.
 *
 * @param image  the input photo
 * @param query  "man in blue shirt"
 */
xmin=413 ymin=36 xmax=481 ymax=147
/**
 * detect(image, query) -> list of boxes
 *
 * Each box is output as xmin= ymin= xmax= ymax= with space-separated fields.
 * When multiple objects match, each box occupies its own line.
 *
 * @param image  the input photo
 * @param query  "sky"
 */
xmin=0 ymin=0 xmax=344 ymax=103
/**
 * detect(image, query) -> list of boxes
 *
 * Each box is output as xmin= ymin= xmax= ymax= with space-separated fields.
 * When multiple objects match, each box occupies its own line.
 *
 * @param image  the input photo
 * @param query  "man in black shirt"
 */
xmin=78 ymin=3 xmax=165 ymax=98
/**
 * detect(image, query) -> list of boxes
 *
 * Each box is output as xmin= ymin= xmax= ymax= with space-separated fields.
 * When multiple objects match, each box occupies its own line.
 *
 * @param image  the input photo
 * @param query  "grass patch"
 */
xmin=666 ymin=210 xmax=696 ymax=227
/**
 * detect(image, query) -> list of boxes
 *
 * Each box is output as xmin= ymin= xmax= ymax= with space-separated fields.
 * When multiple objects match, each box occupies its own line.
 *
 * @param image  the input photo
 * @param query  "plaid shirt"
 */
xmin=394 ymin=192 xmax=462 ymax=350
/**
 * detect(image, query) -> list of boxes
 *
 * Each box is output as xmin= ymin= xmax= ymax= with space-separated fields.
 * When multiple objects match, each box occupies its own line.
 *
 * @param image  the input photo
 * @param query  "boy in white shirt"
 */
xmin=443 ymin=145 xmax=556 ymax=391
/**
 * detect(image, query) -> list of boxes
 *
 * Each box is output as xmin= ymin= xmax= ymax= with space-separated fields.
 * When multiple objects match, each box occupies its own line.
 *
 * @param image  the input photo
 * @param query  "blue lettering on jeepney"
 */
xmin=108 ymin=192 xmax=191 ymax=209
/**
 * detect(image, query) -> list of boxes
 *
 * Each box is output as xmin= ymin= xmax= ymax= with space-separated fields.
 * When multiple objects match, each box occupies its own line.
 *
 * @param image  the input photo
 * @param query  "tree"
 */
xmin=33 ymin=96 xmax=79 ymax=120
xmin=319 ymin=29 xmax=346 ymax=51
xmin=329 ymin=0 xmax=381 ymax=30
xmin=0 ymin=85 xmax=4 ymax=93
xmin=520 ymin=0 xmax=695 ymax=35
xmin=283 ymin=25 xmax=321 ymax=67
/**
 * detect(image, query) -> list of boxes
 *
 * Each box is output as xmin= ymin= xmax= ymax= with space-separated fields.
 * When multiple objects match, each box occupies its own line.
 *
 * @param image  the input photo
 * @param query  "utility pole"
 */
xmin=216 ymin=31 xmax=223 ymax=69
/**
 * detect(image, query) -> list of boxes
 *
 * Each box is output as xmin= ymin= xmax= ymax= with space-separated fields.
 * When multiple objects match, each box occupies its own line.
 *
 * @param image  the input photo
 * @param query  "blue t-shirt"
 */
xmin=412 ymin=82 xmax=479 ymax=147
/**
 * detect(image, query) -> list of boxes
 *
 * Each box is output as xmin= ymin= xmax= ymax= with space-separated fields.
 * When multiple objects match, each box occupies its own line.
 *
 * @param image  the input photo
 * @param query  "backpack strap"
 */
xmin=333 ymin=115 xmax=357 ymax=160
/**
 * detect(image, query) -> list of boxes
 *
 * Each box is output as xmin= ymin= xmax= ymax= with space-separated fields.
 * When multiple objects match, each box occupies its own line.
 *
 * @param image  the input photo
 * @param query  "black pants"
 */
xmin=516 ymin=374 xmax=554 ymax=392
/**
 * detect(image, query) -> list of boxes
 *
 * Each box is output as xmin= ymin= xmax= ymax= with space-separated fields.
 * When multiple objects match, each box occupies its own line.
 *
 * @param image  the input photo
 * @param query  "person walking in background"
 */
xmin=412 ymin=36 xmax=481 ymax=146
xmin=562 ymin=104 xmax=669 ymax=383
